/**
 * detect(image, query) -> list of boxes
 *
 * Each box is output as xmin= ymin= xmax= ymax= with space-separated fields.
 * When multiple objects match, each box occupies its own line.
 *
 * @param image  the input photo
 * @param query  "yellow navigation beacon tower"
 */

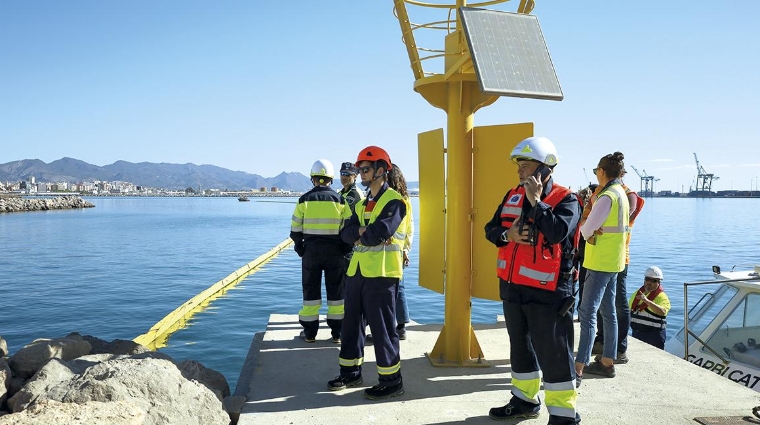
xmin=391 ymin=0 xmax=563 ymax=366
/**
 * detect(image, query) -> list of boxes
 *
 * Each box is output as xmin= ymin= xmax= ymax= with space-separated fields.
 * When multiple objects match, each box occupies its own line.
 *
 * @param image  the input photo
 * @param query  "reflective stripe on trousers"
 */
xmin=544 ymin=380 xmax=578 ymax=419
xmin=511 ymin=370 xmax=541 ymax=404
xmin=327 ymin=299 xmax=344 ymax=320
xmin=299 ymin=300 xmax=320 ymax=322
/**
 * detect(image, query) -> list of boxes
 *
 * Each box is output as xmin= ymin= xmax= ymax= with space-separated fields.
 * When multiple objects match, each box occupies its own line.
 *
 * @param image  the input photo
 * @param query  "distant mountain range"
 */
xmin=0 ymin=158 xmax=314 ymax=192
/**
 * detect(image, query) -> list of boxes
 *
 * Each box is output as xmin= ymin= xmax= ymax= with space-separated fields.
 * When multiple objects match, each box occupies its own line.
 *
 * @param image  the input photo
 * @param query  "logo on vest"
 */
xmin=507 ymin=194 xmax=523 ymax=205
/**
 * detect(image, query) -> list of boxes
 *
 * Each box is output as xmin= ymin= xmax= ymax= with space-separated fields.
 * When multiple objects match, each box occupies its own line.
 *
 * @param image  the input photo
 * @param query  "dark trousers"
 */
xmin=632 ymin=328 xmax=666 ymax=350
xmin=594 ymin=264 xmax=630 ymax=353
xmin=339 ymin=269 xmax=401 ymax=385
xmin=300 ymin=244 xmax=345 ymax=339
xmin=502 ymin=283 xmax=578 ymax=425
xmin=503 ymin=296 xmax=576 ymax=385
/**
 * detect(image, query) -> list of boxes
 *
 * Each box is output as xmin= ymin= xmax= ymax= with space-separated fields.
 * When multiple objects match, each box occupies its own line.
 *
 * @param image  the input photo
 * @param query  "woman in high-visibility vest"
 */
xmin=328 ymin=146 xmax=407 ymax=401
xmin=575 ymin=152 xmax=630 ymax=381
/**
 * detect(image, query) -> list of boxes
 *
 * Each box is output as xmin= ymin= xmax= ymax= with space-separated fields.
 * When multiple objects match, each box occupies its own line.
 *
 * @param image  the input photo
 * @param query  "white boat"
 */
xmin=665 ymin=265 xmax=760 ymax=392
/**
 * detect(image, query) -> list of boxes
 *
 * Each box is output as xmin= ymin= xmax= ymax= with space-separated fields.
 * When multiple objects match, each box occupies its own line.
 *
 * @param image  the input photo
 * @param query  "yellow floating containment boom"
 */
xmin=134 ymin=238 xmax=293 ymax=350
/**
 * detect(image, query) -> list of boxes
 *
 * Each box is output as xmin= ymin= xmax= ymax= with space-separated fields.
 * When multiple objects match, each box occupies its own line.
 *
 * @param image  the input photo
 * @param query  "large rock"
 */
xmin=0 ymin=399 xmax=146 ymax=425
xmin=177 ymin=359 xmax=230 ymax=401
xmin=6 ymin=358 xmax=86 ymax=412
xmin=0 ymin=197 xmax=95 ymax=213
xmin=82 ymin=335 xmax=148 ymax=356
xmin=8 ymin=354 xmax=228 ymax=425
xmin=8 ymin=334 xmax=92 ymax=380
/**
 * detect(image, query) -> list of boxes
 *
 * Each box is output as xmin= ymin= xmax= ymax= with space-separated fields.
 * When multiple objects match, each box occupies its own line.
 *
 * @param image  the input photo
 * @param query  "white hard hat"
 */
xmin=645 ymin=266 xmax=664 ymax=280
xmin=510 ymin=136 xmax=559 ymax=167
xmin=310 ymin=159 xmax=335 ymax=179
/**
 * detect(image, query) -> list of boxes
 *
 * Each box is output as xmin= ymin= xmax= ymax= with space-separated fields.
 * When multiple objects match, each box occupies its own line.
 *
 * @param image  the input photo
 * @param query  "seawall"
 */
xmin=0 ymin=196 xmax=95 ymax=213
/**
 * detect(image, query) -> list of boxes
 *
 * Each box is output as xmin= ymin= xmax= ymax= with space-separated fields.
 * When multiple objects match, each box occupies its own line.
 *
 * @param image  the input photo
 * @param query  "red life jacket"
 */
xmin=496 ymin=184 xmax=579 ymax=291
xmin=631 ymin=284 xmax=663 ymax=312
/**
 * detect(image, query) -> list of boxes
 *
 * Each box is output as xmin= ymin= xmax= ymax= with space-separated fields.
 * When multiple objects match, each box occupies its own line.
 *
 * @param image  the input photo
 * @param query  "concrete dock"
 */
xmin=236 ymin=314 xmax=760 ymax=425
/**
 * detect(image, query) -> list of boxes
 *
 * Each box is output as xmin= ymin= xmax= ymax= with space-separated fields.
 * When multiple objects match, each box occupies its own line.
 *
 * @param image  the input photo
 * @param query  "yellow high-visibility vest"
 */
xmin=583 ymin=183 xmax=629 ymax=272
xmin=347 ymin=189 xmax=405 ymax=278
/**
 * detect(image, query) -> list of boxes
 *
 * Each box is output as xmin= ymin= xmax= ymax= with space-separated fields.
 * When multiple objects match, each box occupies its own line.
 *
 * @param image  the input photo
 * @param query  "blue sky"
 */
xmin=1 ymin=1 xmax=759 ymax=192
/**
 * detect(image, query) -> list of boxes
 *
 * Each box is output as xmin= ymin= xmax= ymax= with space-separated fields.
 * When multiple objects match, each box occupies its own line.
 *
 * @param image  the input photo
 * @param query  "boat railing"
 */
xmin=683 ymin=277 xmax=760 ymax=364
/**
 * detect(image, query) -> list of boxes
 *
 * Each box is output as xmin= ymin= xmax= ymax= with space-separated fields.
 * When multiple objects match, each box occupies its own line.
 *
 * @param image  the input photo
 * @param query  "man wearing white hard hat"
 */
xmin=290 ymin=159 xmax=353 ymax=344
xmin=628 ymin=266 xmax=671 ymax=349
xmin=484 ymin=136 xmax=581 ymax=424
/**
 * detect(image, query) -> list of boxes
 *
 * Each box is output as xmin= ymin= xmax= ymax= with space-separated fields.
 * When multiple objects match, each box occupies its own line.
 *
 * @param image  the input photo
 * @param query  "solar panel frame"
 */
xmin=459 ymin=7 xmax=563 ymax=101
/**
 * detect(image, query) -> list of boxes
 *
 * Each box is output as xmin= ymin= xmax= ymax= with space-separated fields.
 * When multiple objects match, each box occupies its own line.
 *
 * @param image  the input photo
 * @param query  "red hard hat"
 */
xmin=355 ymin=146 xmax=392 ymax=170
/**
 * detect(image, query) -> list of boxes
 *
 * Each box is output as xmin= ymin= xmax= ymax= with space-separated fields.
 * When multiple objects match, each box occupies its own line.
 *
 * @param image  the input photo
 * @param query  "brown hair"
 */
xmin=598 ymin=152 xmax=625 ymax=180
xmin=387 ymin=163 xmax=409 ymax=199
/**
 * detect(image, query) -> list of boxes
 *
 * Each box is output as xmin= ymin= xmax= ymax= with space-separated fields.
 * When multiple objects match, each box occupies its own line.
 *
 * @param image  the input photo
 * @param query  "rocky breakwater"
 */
xmin=0 ymin=196 xmax=95 ymax=213
xmin=0 ymin=333 xmax=242 ymax=425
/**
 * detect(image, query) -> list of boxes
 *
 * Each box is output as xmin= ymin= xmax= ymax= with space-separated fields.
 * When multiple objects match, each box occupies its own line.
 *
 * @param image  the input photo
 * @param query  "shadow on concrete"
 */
xmin=241 ymin=324 xmax=516 ymax=415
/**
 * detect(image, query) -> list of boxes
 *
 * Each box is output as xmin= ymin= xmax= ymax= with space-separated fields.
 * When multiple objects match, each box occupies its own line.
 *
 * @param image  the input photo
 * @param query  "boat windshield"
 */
xmin=702 ymin=292 xmax=760 ymax=367
xmin=676 ymin=284 xmax=738 ymax=343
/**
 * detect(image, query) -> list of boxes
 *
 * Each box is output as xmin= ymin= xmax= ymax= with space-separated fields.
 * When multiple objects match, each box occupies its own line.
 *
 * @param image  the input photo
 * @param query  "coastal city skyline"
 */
xmin=2 ymin=2 xmax=759 ymax=192
xmin=3 ymin=155 xmax=759 ymax=198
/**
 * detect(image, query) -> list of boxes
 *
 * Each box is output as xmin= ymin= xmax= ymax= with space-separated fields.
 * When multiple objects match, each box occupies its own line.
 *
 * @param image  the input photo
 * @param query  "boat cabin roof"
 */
xmin=714 ymin=265 xmax=760 ymax=292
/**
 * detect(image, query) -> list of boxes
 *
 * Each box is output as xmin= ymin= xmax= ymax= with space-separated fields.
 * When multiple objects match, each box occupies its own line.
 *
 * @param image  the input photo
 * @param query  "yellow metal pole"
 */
xmin=428 ymin=2 xmax=486 ymax=366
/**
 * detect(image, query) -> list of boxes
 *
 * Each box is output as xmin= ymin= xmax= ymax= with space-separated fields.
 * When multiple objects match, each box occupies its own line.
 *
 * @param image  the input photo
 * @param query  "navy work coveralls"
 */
xmin=290 ymin=186 xmax=352 ymax=340
xmin=338 ymin=183 xmax=407 ymax=385
xmin=484 ymin=178 xmax=582 ymax=425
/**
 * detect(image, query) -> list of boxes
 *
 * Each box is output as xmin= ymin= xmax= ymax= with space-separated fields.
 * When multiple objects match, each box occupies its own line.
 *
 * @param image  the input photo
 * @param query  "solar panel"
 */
xmin=459 ymin=7 xmax=563 ymax=101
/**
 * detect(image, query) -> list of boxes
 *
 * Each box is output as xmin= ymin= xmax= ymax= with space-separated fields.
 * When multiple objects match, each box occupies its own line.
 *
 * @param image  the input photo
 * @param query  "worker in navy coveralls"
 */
xmin=327 ymin=145 xmax=407 ymax=400
xmin=290 ymin=159 xmax=352 ymax=343
xmin=484 ymin=137 xmax=582 ymax=424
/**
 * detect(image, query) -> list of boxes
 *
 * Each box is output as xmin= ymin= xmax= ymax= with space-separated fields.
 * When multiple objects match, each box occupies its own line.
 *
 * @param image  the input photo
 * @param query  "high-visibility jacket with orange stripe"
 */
xmin=496 ymin=184 xmax=576 ymax=291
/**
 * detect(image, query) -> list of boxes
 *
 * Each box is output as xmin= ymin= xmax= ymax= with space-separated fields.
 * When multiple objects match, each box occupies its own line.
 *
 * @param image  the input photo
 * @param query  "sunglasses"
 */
xmin=592 ymin=168 xmax=599 ymax=175
xmin=340 ymin=172 xmax=354 ymax=177
xmin=358 ymin=166 xmax=373 ymax=174
xmin=644 ymin=277 xmax=661 ymax=283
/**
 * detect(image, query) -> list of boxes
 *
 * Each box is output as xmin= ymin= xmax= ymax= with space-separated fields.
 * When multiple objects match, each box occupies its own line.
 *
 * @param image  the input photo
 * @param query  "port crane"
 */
xmin=630 ymin=165 xmax=658 ymax=197
xmin=693 ymin=153 xmax=719 ymax=194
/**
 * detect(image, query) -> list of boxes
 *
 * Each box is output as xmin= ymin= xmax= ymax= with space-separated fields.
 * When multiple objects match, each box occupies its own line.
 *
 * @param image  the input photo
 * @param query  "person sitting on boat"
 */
xmin=629 ymin=266 xmax=671 ymax=349
xmin=338 ymin=162 xmax=365 ymax=212
xmin=328 ymin=145 xmax=407 ymax=400
xmin=290 ymin=159 xmax=352 ymax=344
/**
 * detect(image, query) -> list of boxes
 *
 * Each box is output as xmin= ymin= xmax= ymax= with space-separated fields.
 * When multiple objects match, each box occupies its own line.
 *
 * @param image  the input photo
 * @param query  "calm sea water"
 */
xmin=1 ymin=196 xmax=758 ymax=391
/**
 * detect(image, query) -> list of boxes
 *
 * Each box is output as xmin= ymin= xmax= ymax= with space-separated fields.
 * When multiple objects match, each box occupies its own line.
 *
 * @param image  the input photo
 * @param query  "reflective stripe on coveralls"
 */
xmin=511 ymin=370 xmax=541 ymax=404
xmin=544 ymin=381 xmax=579 ymax=418
xmin=298 ymin=299 xmax=321 ymax=323
xmin=327 ymin=299 xmax=344 ymax=321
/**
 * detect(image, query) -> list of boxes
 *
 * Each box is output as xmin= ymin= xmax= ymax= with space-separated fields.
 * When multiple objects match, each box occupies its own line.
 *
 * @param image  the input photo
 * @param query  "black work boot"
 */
xmin=364 ymin=379 xmax=404 ymax=400
xmin=489 ymin=397 xmax=540 ymax=421
xmin=327 ymin=374 xmax=362 ymax=391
